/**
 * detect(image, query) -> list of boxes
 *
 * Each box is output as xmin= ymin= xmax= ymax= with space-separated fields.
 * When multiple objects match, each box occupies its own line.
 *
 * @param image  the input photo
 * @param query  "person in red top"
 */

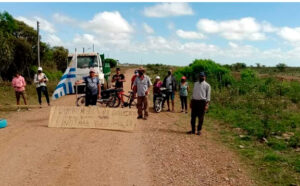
xmin=11 ymin=72 xmax=28 ymax=111
xmin=131 ymin=70 xmax=139 ymax=90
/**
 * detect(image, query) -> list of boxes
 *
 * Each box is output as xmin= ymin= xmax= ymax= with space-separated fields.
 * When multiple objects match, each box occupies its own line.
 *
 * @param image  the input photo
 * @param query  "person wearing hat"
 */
xmin=112 ymin=67 xmax=126 ymax=106
xmin=188 ymin=72 xmax=211 ymax=135
xmin=133 ymin=67 xmax=152 ymax=120
xmin=179 ymin=76 xmax=189 ymax=113
xmin=153 ymin=76 xmax=163 ymax=107
xmin=163 ymin=69 xmax=177 ymax=112
xmin=76 ymin=68 xmax=101 ymax=106
xmin=34 ymin=67 xmax=50 ymax=107
xmin=12 ymin=72 xmax=29 ymax=111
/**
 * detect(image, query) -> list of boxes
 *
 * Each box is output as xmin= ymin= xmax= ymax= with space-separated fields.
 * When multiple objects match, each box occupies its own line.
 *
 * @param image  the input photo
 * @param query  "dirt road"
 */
xmin=0 ymin=69 xmax=254 ymax=186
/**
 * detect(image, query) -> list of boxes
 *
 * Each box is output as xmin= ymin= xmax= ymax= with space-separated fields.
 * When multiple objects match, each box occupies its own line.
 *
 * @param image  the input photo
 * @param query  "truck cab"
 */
xmin=69 ymin=52 xmax=106 ymax=93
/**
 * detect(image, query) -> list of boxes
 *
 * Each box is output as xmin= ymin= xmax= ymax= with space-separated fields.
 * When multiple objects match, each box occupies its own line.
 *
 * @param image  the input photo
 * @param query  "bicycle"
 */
xmin=123 ymin=90 xmax=137 ymax=108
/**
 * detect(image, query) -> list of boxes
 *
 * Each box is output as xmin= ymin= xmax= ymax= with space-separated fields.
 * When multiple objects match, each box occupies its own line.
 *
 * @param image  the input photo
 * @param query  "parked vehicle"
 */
xmin=76 ymin=88 xmax=122 ymax=107
xmin=154 ymin=87 xmax=167 ymax=113
xmin=69 ymin=52 xmax=107 ymax=93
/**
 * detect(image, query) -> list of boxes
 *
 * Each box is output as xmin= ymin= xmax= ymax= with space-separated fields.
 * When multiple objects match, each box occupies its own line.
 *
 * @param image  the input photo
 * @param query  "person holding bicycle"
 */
xmin=76 ymin=68 xmax=101 ymax=106
xmin=112 ymin=67 xmax=126 ymax=106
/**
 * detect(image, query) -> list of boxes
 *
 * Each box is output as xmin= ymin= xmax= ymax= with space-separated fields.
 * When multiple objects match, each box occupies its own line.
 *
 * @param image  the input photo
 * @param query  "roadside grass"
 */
xmin=147 ymin=62 xmax=300 ymax=185
xmin=0 ymin=81 xmax=58 ymax=117
xmin=204 ymin=117 xmax=300 ymax=186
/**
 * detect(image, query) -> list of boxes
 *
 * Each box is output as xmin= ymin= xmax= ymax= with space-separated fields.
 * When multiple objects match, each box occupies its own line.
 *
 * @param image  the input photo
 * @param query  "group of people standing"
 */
xmin=11 ymin=67 xmax=50 ymax=111
xmin=132 ymin=68 xmax=211 ymax=135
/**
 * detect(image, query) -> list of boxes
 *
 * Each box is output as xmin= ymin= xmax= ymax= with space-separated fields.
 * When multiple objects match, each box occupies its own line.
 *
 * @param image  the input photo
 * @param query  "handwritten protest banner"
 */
xmin=48 ymin=106 xmax=137 ymax=131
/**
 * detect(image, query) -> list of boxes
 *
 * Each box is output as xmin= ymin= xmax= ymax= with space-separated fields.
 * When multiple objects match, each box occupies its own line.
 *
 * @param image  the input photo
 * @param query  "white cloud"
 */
xmin=278 ymin=27 xmax=300 ymax=42
xmin=197 ymin=17 xmax=270 ymax=41
xmin=16 ymin=16 xmax=56 ymax=33
xmin=144 ymin=3 xmax=193 ymax=17
xmin=228 ymin=42 xmax=238 ymax=48
xmin=44 ymin=34 xmax=63 ymax=46
xmin=53 ymin=13 xmax=76 ymax=24
xmin=143 ymin=23 xmax=154 ymax=34
xmin=176 ymin=29 xmax=205 ymax=40
xmin=83 ymin=11 xmax=133 ymax=34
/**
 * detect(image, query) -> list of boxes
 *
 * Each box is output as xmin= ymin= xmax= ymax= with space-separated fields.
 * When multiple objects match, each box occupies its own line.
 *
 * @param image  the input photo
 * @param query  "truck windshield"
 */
xmin=77 ymin=56 xmax=98 ymax=68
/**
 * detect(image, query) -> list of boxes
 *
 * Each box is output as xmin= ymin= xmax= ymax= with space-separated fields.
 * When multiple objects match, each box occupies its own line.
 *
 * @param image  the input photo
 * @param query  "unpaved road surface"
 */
xmin=0 ymin=69 xmax=254 ymax=186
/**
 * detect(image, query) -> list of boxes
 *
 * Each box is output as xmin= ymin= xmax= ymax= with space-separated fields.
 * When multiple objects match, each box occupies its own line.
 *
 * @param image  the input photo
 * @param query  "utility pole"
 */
xmin=37 ymin=21 xmax=40 ymax=67
xmin=83 ymin=47 xmax=85 ymax=53
xmin=93 ymin=44 xmax=94 ymax=52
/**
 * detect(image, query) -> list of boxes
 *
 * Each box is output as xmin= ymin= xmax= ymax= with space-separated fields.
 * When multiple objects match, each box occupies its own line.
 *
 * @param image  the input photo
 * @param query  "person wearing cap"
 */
xmin=76 ymin=68 xmax=101 ymax=106
xmin=153 ymin=76 xmax=163 ymax=107
xmin=12 ymin=72 xmax=28 ymax=111
xmin=163 ymin=69 xmax=177 ymax=112
xmin=188 ymin=72 xmax=211 ymax=135
xmin=133 ymin=67 xmax=152 ymax=120
xmin=34 ymin=67 xmax=50 ymax=107
xmin=179 ymin=76 xmax=189 ymax=113
xmin=112 ymin=67 xmax=126 ymax=106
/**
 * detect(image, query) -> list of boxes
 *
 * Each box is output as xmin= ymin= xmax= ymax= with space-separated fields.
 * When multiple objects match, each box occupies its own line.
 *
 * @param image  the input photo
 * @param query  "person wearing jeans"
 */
xmin=188 ymin=72 xmax=211 ymax=136
xmin=34 ymin=67 xmax=50 ymax=107
xmin=179 ymin=76 xmax=189 ymax=113
xmin=133 ymin=67 xmax=152 ymax=120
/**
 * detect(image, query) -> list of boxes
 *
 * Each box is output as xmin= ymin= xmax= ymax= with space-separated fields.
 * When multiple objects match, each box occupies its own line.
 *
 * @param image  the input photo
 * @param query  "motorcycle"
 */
xmin=154 ymin=87 xmax=167 ymax=113
xmin=76 ymin=88 xmax=122 ymax=107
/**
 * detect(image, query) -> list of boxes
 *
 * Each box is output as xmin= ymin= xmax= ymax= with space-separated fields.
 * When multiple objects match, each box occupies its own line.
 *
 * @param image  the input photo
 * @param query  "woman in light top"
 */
xmin=179 ymin=76 xmax=189 ymax=113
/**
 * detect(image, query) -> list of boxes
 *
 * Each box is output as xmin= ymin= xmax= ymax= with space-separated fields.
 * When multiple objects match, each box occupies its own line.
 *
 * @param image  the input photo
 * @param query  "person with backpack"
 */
xmin=179 ymin=76 xmax=189 ymax=113
xmin=34 ymin=67 xmax=50 ymax=107
xmin=12 ymin=72 xmax=28 ymax=111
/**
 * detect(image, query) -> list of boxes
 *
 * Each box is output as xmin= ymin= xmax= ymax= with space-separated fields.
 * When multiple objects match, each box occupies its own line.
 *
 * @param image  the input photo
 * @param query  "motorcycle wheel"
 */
xmin=113 ymin=95 xmax=121 ymax=108
xmin=154 ymin=99 xmax=162 ymax=113
xmin=76 ymin=95 xmax=85 ymax=106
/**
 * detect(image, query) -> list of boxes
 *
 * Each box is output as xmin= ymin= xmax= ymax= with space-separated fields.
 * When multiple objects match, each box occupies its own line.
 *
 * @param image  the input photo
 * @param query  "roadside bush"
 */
xmin=174 ymin=59 xmax=234 ymax=88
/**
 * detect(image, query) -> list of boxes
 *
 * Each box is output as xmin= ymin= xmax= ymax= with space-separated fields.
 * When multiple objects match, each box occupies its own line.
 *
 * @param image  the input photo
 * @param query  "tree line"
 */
xmin=0 ymin=11 xmax=68 ymax=82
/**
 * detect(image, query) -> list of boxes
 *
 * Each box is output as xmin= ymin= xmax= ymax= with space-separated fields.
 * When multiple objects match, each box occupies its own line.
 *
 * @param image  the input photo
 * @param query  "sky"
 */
xmin=1 ymin=2 xmax=300 ymax=66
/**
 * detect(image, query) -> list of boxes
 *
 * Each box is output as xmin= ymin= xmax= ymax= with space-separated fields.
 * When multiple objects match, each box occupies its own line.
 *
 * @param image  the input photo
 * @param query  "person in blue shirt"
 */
xmin=76 ymin=68 xmax=101 ymax=106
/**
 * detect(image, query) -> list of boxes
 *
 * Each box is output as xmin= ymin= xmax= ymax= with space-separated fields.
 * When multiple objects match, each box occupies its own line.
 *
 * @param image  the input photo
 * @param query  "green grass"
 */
xmin=0 ymin=80 xmax=58 ymax=117
xmin=147 ymin=63 xmax=300 ymax=185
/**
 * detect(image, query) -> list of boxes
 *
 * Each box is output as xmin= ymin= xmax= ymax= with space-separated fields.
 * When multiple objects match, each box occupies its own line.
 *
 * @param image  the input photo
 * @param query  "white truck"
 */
xmin=68 ymin=52 xmax=105 ymax=93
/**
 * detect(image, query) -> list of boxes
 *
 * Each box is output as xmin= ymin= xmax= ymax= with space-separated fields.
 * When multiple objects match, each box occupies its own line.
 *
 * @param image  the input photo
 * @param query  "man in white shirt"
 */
xmin=188 ymin=72 xmax=211 ymax=135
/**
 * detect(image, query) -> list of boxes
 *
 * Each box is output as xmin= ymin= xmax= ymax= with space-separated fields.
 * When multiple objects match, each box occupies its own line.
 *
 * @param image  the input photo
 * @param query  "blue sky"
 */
xmin=1 ymin=2 xmax=300 ymax=66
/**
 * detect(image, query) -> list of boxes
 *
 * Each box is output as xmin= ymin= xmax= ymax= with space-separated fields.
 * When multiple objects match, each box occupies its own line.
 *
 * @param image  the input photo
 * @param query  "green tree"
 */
xmin=104 ymin=58 xmax=118 ymax=68
xmin=276 ymin=63 xmax=287 ymax=72
xmin=53 ymin=46 xmax=68 ymax=72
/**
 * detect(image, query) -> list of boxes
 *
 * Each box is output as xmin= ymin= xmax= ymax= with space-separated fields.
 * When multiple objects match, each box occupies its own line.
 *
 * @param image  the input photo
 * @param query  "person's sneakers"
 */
xmin=180 ymin=110 xmax=184 ymax=113
xmin=186 ymin=131 xmax=195 ymax=135
xmin=196 ymin=131 xmax=202 ymax=136
xmin=185 ymin=110 xmax=188 ymax=114
xmin=17 ymin=108 xmax=21 ymax=112
xmin=167 ymin=109 xmax=171 ymax=112
xmin=137 ymin=116 xmax=143 ymax=119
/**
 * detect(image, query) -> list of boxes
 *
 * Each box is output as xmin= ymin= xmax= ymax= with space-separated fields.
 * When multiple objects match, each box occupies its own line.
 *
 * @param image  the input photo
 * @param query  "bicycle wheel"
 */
xmin=76 ymin=95 xmax=86 ymax=106
xmin=112 ymin=94 xmax=121 ymax=108
xmin=106 ymin=96 xmax=116 ymax=107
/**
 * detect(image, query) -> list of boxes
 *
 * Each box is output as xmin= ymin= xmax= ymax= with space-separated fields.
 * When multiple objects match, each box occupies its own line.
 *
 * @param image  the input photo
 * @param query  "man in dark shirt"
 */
xmin=112 ymin=68 xmax=126 ymax=106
